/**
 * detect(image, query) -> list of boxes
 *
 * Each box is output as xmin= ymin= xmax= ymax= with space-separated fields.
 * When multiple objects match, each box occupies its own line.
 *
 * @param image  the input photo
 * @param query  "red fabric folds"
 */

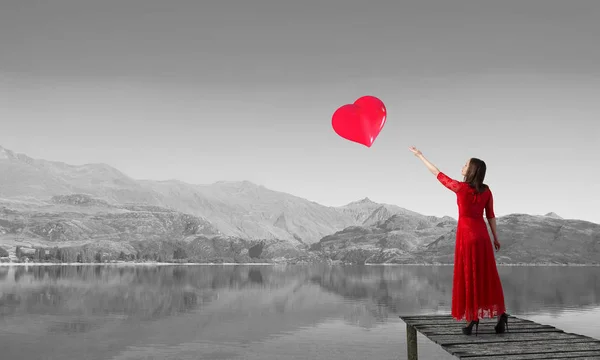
xmin=437 ymin=172 xmax=506 ymax=322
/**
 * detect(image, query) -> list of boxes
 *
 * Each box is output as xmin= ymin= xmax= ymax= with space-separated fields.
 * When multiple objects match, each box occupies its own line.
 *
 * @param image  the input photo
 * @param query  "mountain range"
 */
xmin=1 ymin=145 xmax=599 ymax=264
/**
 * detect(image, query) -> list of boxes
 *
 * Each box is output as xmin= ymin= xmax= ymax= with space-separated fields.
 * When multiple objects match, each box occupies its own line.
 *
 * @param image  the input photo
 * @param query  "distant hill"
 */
xmin=0 ymin=145 xmax=412 ymax=245
xmin=310 ymin=212 xmax=600 ymax=264
xmin=1 ymin=145 xmax=598 ymax=265
xmin=543 ymin=212 xmax=563 ymax=219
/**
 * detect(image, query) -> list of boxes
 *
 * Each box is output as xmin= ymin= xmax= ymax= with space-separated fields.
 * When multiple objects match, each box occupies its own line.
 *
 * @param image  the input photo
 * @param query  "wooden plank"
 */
xmin=416 ymin=325 xmax=562 ymax=336
xmin=407 ymin=319 xmax=532 ymax=327
xmin=415 ymin=323 xmax=554 ymax=330
xmin=405 ymin=317 xmax=526 ymax=323
xmin=407 ymin=323 xmax=554 ymax=331
xmin=411 ymin=321 xmax=553 ymax=328
xmin=446 ymin=337 xmax=594 ymax=348
xmin=428 ymin=332 xmax=588 ymax=345
xmin=400 ymin=317 xmax=530 ymax=326
xmin=465 ymin=350 xmax=600 ymax=360
xmin=410 ymin=321 xmax=534 ymax=328
xmin=400 ymin=314 xmax=512 ymax=321
xmin=462 ymin=338 xmax=600 ymax=348
xmin=447 ymin=340 xmax=600 ymax=358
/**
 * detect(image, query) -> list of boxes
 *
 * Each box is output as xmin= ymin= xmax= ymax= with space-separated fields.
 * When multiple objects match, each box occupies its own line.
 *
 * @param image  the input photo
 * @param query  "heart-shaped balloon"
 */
xmin=331 ymin=95 xmax=387 ymax=147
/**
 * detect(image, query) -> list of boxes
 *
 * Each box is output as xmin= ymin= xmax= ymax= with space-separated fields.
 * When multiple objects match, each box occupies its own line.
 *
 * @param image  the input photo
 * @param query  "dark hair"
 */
xmin=463 ymin=158 xmax=489 ymax=194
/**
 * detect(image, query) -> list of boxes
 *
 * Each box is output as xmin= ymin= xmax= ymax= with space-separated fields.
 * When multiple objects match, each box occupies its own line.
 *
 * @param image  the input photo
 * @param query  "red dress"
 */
xmin=437 ymin=172 xmax=506 ymax=322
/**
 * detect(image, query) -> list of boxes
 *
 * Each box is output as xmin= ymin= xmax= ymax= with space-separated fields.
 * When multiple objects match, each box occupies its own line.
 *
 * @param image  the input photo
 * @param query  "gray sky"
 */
xmin=1 ymin=0 xmax=599 ymax=224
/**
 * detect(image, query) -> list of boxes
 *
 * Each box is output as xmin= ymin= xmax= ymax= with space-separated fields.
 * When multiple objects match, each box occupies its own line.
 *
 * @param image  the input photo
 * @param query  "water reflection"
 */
xmin=0 ymin=264 xmax=599 ymax=360
xmin=309 ymin=265 xmax=600 ymax=316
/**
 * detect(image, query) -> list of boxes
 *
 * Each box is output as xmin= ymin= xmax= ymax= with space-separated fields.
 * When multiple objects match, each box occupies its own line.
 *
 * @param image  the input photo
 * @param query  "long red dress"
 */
xmin=437 ymin=172 xmax=506 ymax=322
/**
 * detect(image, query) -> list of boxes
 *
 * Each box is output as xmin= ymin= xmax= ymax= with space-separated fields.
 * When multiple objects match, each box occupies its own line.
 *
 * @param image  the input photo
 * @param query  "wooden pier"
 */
xmin=399 ymin=314 xmax=600 ymax=359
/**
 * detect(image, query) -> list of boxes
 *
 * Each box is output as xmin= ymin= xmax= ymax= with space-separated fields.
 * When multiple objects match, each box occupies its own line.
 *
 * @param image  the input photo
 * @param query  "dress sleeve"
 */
xmin=485 ymin=190 xmax=496 ymax=219
xmin=436 ymin=172 xmax=462 ymax=193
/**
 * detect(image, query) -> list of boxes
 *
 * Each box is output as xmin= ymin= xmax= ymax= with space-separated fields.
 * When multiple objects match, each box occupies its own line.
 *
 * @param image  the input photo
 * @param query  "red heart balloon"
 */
xmin=331 ymin=95 xmax=387 ymax=147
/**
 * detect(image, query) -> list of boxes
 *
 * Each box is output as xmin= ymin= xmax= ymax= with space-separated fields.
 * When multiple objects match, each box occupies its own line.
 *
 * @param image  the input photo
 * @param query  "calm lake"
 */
xmin=1 ymin=264 xmax=599 ymax=360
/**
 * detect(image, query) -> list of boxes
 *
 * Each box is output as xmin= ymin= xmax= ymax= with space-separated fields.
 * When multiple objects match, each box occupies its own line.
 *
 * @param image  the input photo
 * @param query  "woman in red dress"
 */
xmin=409 ymin=146 xmax=509 ymax=336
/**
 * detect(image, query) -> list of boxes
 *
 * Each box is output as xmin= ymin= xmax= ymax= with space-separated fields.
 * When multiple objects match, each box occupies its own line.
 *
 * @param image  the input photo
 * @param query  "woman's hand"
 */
xmin=408 ymin=146 xmax=422 ymax=157
xmin=494 ymin=238 xmax=501 ymax=252
xmin=410 ymin=146 xmax=440 ymax=175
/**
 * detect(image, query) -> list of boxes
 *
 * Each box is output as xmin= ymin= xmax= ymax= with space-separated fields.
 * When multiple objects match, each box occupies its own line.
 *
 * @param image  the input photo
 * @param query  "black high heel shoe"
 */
xmin=462 ymin=320 xmax=479 ymax=336
xmin=495 ymin=313 xmax=509 ymax=334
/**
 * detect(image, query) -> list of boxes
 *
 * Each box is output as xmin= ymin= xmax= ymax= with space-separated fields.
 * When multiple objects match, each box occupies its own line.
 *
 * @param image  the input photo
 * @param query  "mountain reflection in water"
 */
xmin=1 ymin=264 xmax=599 ymax=360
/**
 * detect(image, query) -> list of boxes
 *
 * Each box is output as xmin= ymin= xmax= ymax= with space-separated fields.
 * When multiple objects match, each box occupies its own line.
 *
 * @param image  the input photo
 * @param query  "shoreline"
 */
xmin=1 ymin=262 xmax=598 ymax=267
xmin=0 ymin=262 xmax=275 ymax=266
xmin=365 ymin=263 xmax=600 ymax=266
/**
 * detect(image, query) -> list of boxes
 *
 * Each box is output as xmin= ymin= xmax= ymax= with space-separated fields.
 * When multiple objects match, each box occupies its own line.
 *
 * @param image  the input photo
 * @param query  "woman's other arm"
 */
xmin=486 ymin=191 xmax=501 ymax=251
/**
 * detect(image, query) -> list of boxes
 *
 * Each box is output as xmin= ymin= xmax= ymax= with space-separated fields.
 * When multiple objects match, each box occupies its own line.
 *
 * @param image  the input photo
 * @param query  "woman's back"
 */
xmin=457 ymin=185 xmax=494 ymax=219
xmin=437 ymin=172 xmax=495 ymax=220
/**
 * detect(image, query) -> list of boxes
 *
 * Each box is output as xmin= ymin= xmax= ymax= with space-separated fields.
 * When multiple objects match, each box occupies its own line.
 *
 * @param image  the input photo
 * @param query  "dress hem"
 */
xmin=452 ymin=306 xmax=506 ymax=322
